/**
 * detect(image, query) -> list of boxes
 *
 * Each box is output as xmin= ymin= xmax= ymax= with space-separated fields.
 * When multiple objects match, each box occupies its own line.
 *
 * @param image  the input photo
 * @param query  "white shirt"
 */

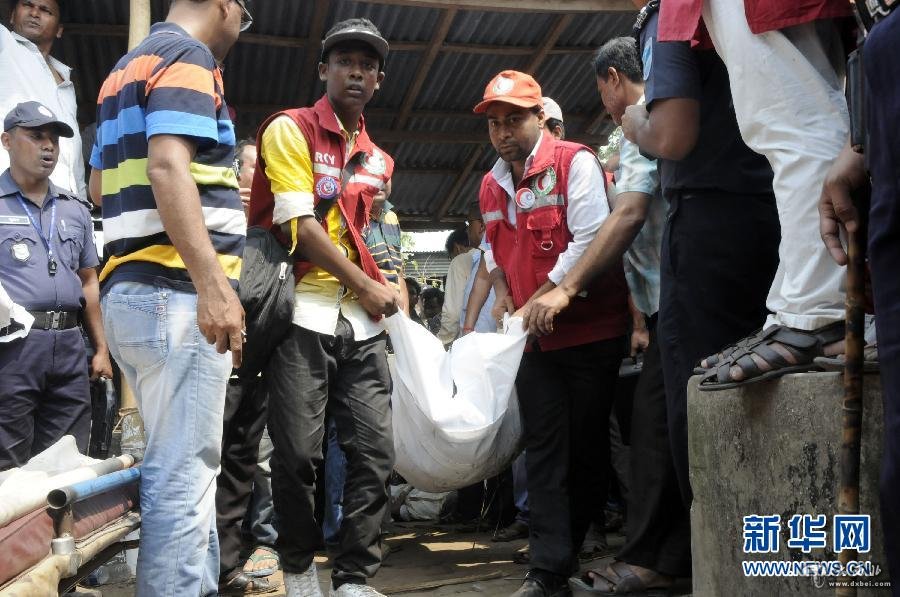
xmin=438 ymin=248 xmax=477 ymax=344
xmin=483 ymin=134 xmax=610 ymax=285
xmin=292 ymin=279 xmax=385 ymax=341
xmin=0 ymin=27 xmax=85 ymax=200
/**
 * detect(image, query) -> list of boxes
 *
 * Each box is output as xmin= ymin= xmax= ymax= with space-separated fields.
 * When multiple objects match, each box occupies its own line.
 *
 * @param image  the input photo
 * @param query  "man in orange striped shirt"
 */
xmin=89 ymin=1 xmax=250 ymax=595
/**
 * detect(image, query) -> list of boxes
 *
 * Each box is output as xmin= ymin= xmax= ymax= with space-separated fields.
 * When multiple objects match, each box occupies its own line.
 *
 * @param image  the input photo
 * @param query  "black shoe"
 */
xmin=510 ymin=572 xmax=571 ymax=597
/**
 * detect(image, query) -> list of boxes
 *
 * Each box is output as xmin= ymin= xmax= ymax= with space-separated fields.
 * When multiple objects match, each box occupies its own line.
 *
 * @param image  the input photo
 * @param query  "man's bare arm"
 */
xmin=524 ymin=192 xmax=651 ymax=335
xmin=78 ymin=267 xmax=112 ymax=380
xmin=622 ymin=99 xmax=700 ymax=161
xmin=281 ymin=217 xmax=397 ymax=317
xmin=147 ymin=134 xmax=244 ymax=367
xmin=89 ymin=169 xmax=102 ymax=206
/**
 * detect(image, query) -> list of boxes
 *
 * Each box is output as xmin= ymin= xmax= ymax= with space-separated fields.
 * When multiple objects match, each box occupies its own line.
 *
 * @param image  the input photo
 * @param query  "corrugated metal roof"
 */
xmin=54 ymin=0 xmax=634 ymax=228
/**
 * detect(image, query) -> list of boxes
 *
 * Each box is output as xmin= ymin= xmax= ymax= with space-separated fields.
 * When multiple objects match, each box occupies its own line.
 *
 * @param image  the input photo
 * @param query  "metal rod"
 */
xmin=837 ymin=187 xmax=870 ymax=597
xmin=47 ymin=467 xmax=141 ymax=510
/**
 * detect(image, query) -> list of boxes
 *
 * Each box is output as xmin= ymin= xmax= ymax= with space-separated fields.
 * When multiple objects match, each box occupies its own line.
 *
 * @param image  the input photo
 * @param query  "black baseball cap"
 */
xmin=3 ymin=101 xmax=74 ymax=138
xmin=321 ymin=18 xmax=389 ymax=65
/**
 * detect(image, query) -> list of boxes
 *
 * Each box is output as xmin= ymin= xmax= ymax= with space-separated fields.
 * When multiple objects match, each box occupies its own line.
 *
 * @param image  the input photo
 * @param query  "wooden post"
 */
xmin=836 ymin=186 xmax=870 ymax=597
xmin=128 ymin=0 xmax=151 ymax=51
xmin=118 ymin=0 xmax=151 ymax=420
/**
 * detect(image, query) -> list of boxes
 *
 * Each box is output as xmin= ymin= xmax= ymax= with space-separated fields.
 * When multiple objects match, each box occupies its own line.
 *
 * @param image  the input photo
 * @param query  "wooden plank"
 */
xmin=299 ymin=0 xmax=331 ymax=105
xmin=63 ymin=23 xmax=309 ymax=48
xmin=394 ymin=8 xmax=458 ymax=129
xmin=525 ymin=14 xmax=575 ymax=74
xmin=379 ymin=570 xmax=506 ymax=594
xmin=357 ymin=0 xmax=634 ymax=12
xmin=373 ymin=129 xmax=604 ymax=145
xmin=62 ymin=25 xmax=598 ymax=56
xmin=433 ymin=145 xmax=485 ymax=222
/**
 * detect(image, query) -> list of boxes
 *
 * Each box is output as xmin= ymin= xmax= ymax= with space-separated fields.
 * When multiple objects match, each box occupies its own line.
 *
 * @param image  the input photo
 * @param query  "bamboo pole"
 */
xmin=836 ymin=186 xmax=870 ymax=597
xmin=116 ymin=3 xmax=151 ymax=423
xmin=128 ymin=0 xmax=151 ymax=51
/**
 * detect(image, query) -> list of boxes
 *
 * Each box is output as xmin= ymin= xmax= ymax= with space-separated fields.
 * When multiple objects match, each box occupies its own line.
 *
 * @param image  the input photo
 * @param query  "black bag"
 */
xmin=235 ymin=226 xmax=295 ymax=379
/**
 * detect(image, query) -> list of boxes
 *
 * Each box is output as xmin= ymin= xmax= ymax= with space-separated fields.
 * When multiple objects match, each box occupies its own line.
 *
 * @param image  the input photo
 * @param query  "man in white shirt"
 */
xmin=1 ymin=0 xmax=84 ymax=200
xmin=436 ymin=227 xmax=472 ymax=345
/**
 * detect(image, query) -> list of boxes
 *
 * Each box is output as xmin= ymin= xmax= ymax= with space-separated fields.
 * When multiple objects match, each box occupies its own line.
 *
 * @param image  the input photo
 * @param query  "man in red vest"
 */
xmin=474 ymin=70 xmax=629 ymax=597
xmin=247 ymin=18 xmax=397 ymax=597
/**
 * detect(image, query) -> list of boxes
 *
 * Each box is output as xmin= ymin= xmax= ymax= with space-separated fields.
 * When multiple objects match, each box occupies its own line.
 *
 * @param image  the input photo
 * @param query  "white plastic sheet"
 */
xmin=384 ymin=312 xmax=526 ymax=493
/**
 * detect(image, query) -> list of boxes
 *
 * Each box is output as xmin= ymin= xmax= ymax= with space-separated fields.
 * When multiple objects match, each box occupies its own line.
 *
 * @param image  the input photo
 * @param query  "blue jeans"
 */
xmin=102 ymin=282 xmax=231 ymax=597
xmin=323 ymin=418 xmax=346 ymax=545
xmin=512 ymin=451 xmax=529 ymax=524
xmin=246 ymin=426 xmax=278 ymax=547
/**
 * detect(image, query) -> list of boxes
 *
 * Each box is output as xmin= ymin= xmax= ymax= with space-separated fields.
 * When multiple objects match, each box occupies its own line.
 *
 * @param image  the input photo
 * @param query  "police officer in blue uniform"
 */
xmin=0 ymin=101 xmax=110 ymax=470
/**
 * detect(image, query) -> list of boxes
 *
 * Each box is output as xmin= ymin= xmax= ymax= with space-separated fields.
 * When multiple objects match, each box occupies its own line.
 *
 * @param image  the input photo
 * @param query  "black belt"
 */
xmin=26 ymin=310 xmax=81 ymax=330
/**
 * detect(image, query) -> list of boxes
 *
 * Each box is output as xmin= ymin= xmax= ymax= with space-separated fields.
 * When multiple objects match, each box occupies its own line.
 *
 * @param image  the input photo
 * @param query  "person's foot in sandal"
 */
xmin=698 ymin=322 xmax=845 ymax=392
xmin=569 ymin=561 xmax=674 ymax=595
xmin=494 ymin=519 xmax=529 ymax=542
xmin=219 ymin=569 xmax=282 ymax=595
xmin=243 ymin=545 xmax=280 ymax=578
xmin=693 ymin=328 xmax=764 ymax=374
xmin=512 ymin=543 xmax=531 ymax=565
xmin=813 ymin=343 xmax=879 ymax=372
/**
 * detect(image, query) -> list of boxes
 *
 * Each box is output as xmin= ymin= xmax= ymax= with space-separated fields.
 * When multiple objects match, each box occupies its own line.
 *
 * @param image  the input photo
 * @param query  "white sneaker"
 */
xmin=284 ymin=562 xmax=324 ymax=597
xmin=329 ymin=583 xmax=386 ymax=597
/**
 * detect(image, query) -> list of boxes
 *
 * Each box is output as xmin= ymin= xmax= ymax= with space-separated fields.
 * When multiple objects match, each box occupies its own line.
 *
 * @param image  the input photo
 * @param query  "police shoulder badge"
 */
xmin=315 ymin=176 xmax=341 ymax=200
xmin=515 ymin=188 xmax=536 ymax=210
xmin=11 ymin=242 xmax=30 ymax=262
xmin=363 ymin=150 xmax=387 ymax=176
xmin=532 ymin=167 xmax=556 ymax=196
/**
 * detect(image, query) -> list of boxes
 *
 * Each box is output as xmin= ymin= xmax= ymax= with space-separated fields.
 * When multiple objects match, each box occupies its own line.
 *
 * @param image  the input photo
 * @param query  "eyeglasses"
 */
xmin=234 ymin=0 xmax=253 ymax=32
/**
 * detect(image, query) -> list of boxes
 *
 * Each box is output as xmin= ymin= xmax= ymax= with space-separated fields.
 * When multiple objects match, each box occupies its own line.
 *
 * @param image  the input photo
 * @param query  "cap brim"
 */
xmin=322 ymin=30 xmax=389 ymax=63
xmin=14 ymin=119 xmax=75 ymax=138
xmin=473 ymin=96 xmax=543 ymax=114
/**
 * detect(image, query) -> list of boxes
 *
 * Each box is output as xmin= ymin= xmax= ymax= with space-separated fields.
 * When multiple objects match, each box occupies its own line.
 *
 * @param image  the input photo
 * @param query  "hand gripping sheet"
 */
xmin=384 ymin=313 xmax=526 ymax=492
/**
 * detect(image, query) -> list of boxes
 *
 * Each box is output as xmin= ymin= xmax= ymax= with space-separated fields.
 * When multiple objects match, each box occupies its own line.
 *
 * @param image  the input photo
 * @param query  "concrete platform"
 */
xmin=688 ymin=371 xmax=891 ymax=596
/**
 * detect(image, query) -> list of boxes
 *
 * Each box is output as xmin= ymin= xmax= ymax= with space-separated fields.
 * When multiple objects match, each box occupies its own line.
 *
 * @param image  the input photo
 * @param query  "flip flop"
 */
xmin=569 ymin=562 xmax=673 ymax=596
xmin=243 ymin=545 xmax=280 ymax=578
xmin=219 ymin=570 xmax=281 ymax=595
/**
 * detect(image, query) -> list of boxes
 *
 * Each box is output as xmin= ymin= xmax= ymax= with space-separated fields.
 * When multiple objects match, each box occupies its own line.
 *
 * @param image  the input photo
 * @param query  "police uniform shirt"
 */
xmin=640 ymin=12 xmax=773 ymax=195
xmin=0 ymin=169 xmax=98 ymax=312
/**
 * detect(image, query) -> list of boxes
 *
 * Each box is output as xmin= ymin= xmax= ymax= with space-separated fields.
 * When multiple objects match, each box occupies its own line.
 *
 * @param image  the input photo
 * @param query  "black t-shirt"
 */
xmin=641 ymin=12 xmax=774 ymax=194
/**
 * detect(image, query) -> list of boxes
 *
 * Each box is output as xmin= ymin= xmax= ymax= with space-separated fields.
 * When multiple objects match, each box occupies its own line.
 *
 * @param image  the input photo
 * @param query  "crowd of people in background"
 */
xmin=0 ymin=0 xmax=898 ymax=597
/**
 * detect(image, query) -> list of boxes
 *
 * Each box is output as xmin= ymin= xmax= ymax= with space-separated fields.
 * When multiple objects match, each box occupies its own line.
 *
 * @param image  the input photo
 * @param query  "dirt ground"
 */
xmin=86 ymin=522 xmax=691 ymax=596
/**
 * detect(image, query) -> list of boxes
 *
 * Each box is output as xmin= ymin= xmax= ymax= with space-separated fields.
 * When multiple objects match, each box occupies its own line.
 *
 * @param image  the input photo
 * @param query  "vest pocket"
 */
xmin=525 ymin=208 xmax=563 ymax=257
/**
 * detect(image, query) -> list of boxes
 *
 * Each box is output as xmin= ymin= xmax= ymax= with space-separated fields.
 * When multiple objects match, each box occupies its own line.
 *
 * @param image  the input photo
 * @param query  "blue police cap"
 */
xmin=3 ymin=101 xmax=74 ymax=138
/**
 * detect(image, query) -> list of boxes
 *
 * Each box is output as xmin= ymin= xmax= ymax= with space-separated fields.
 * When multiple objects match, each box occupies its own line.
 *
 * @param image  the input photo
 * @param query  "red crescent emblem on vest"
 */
xmin=515 ymin=188 xmax=536 ymax=209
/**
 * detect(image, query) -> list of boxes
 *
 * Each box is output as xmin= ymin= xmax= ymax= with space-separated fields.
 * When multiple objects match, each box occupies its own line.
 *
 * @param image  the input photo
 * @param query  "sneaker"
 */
xmin=284 ymin=562 xmax=323 ymax=597
xmin=329 ymin=583 xmax=386 ymax=597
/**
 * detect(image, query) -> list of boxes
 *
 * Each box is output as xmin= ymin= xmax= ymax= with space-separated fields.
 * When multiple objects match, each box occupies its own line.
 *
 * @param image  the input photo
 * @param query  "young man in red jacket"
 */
xmin=474 ymin=70 xmax=629 ymax=597
xmin=248 ymin=18 xmax=397 ymax=597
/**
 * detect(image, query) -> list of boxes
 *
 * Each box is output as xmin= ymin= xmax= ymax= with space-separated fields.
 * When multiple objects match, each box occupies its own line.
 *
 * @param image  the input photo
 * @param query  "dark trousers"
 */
xmin=864 ymin=13 xmax=900 ymax=592
xmin=658 ymin=190 xmax=780 ymax=506
xmin=617 ymin=316 xmax=691 ymax=577
xmin=267 ymin=319 xmax=393 ymax=585
xmin=216 ymin=376 xmax=269 ymax=578
xmin=0 ymin=327 xmax=91 ymax=470
xmin=515 ymin=337 xmax=623 ymax=577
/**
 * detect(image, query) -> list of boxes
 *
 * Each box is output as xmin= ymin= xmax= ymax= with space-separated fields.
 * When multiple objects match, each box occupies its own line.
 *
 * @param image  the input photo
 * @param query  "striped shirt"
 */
xmin=90 ymin=22 xmax=245 ymax=292
xmin=363 ymin=203 xmax=403 ymax=291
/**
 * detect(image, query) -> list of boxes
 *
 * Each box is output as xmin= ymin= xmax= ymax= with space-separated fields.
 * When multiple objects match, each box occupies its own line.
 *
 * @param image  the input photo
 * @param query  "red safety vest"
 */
xmin=480 ymin=132 xmax=629 ymax=352
xmin=659 ymin=0 xmax=851 ymax=45
xmin=247 ymin=95 xmax=393 ymax=285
